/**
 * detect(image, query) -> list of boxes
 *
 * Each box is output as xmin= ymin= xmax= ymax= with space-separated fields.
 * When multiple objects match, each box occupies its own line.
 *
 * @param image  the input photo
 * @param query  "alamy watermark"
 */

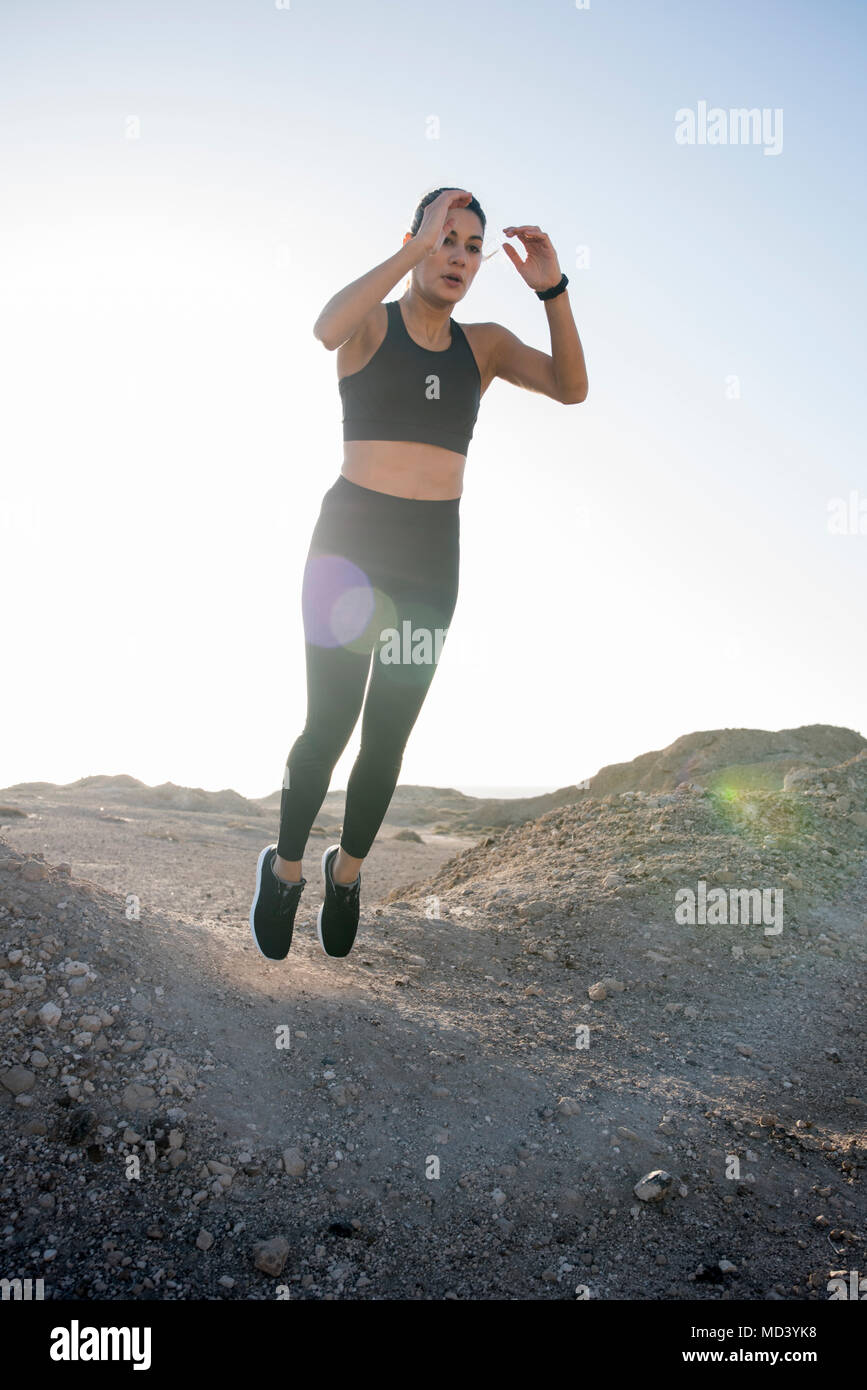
xmin=1 ymin=1276 xmax=45 ymax=1300
xmin=379 ymin=623 xmax=448 ymax=665
xmin=827 ymin=490 xmax=867 ymax=535
xmin=674 ymin=880 xmax=783 ymax=935
xmin=675 ymin=101 xmax=783 ymax=156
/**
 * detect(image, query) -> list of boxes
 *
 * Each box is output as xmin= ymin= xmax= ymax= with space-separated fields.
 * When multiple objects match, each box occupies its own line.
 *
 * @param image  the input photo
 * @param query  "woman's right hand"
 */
xmin=413 ymin=189 xmax=474 ymax=255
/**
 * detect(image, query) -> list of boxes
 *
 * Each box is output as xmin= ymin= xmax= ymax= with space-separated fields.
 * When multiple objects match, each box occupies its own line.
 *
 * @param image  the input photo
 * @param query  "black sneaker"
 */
xmin=316 ymin=843 xmax=361 ymax=958
xmin=249 ymin=844 xmax=306 ymax=961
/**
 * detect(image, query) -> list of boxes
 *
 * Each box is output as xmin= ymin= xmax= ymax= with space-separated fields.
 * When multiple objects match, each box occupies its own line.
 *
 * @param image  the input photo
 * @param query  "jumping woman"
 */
xmin=249 ymin=186 xmax=588 ymax=962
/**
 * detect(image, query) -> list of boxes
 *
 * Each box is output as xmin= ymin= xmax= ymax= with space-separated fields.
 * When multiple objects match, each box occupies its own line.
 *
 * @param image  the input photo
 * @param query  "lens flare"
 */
xmin=302 ymin=555 xmax=400 ymax=653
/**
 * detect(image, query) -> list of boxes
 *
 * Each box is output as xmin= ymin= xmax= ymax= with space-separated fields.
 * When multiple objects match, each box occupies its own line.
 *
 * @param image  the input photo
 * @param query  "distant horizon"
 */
xmin=0 ymin=771 xmax=568 ymax=803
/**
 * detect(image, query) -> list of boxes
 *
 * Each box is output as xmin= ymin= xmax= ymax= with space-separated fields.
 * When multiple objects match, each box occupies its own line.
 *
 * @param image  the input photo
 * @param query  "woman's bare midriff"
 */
xmin=336 ymin=311 xmax=493 ymax=498
xmin=341 ymin=440 xmax=466 ymax=500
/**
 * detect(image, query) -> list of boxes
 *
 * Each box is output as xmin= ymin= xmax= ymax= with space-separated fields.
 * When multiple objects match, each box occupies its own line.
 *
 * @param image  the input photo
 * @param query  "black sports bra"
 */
xmin=338 ymin=299 xmax=482 ymax=456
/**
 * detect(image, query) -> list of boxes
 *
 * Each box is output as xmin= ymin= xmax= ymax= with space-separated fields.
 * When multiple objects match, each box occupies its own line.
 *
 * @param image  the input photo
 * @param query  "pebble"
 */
xmin=0 ymin=1066 xmax=36 ymax=1095
xmin=21 ymin=860 xmax=49 ymax=881
xmin=634 ymin=1170 xmax=674 ymax=1202
xmin=252 ymin=1236 xmax=290 ymax=1276
xmin=588 ymin=983 xmax=608 ymax=1001
xmin=121 ymin=1082 xmax=158 ymax=1111
xmin=282 ymin=1148 xmax=306 ymax=1177
xmin=196 ymin=1230 xmax=214 ymax=1251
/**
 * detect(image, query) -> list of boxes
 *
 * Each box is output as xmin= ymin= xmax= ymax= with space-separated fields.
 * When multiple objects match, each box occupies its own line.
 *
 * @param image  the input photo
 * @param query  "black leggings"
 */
xmin=276 ymin=474 xmax=460 ymax=861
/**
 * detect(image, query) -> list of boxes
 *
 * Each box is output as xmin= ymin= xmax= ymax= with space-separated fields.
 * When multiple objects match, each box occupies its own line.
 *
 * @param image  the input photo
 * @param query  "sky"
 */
xmin=1 ymin=0 xmax=865 ymax=802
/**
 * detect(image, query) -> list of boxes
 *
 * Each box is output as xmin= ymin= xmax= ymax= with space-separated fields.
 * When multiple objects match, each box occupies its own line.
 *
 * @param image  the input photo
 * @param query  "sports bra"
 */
xmin=338 ymin=299 xmax=482 ymax=456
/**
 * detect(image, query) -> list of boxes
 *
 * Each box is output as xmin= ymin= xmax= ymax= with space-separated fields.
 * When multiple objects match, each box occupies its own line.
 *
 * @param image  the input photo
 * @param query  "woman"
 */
xmin=250 ymin=186 xmax=588 ymax=962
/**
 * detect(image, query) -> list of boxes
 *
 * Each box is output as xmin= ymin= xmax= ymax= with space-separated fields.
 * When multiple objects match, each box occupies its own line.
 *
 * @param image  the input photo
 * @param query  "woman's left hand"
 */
xmin=501 ymin=225 xmax=562 ymax=291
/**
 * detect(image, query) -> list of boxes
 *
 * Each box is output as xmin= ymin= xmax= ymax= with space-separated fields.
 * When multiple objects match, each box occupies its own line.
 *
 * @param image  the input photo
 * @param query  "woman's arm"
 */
xmin=313 ymin=189 xmax=473 ymax=351
xmin=313 ymin=240 xmax=427 ymax=351
xmin=493 ymin=292 xmax=589 ymax=404
xmin=495 ymin=223 xmax=589 ymax=403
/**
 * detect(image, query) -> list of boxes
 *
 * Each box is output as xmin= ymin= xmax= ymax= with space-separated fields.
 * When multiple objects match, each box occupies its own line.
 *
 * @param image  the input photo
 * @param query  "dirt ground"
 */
xmin=0 ymin=760 xmax=864 ymax=1301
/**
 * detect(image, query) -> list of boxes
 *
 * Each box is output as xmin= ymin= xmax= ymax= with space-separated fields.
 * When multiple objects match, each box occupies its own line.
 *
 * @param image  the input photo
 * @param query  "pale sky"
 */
xmin=2 ymin=0 xmax=865 ymax=801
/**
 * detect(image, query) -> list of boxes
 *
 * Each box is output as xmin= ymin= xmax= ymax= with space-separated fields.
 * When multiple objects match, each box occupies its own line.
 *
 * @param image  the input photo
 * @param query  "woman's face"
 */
xmin=407 ymin=207 xmax=485 ymax=300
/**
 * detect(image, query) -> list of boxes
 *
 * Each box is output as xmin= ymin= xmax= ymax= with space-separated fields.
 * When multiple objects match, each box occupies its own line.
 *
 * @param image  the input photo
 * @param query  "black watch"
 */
xmin=536 ymin=273 xmax=569 ymax=300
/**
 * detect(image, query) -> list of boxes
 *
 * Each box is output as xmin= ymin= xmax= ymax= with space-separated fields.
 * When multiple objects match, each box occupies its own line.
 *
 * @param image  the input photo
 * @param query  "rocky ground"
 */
xmin=0 ymin=745 xmax=864 ymax=1301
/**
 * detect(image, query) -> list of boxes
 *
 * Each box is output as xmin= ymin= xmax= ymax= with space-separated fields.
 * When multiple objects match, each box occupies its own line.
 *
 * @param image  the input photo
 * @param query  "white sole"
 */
xmin=249 ymin=843 xmax=298 ymax=963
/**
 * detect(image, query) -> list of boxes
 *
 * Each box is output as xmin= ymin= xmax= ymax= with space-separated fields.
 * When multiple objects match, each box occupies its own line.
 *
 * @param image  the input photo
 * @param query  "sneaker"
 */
xmin=249 ymin=844 xmax=306 ymax=961
xmin=316 ymin=843 xmax=361 ymax=958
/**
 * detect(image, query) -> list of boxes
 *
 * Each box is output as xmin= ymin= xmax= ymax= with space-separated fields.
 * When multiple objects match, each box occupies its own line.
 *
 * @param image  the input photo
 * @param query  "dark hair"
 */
xmin=409 ymin=186 xmax=486 ymax=239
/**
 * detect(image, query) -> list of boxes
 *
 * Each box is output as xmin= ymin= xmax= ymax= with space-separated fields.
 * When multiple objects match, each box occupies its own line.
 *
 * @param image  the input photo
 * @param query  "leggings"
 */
xmin=276 ymin=474 xmax=460 ymax=861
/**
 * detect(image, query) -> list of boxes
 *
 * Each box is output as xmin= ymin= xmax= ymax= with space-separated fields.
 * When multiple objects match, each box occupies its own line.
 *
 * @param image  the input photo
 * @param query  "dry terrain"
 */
xmin=0 ymin=726 xmax=864 ymax=1301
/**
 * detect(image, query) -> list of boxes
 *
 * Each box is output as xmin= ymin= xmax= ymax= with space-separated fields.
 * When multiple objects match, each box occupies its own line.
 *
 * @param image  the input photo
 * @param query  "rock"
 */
xmin=196 ymin=1230 xmax=214 ymax=1251
xmin=37 ymin=1002 xmax=62 ymax=1028
xmin=557 ymin=1098 xmax=581 ymax=1116
xmin=121 ymin=1083 xmax=158 ymax=1112
xmin=252 ymin=1236 xmax=290 ymax=1276
xmin=282 ymin=1148 xmax=306 ymax=1177
xmin=491 ymin=1188 xmax=507 ymax=1206
xmin=588 ymin=983 xmax=608 ymax=1001
xmin=0 ymin=1065 xmax=36 ymax=1095
xmin=600 ymin=977 xmax=625 ymax=992
xmin=21 ymin=860 xmax=49 ymax=881
xmin=634 ymin=1169 xmax=674 ymax=1202
xmin=851 ymin=811 xmax=867 ymax=830
xmin=736 ymin=1044 xmax=753 ymax=1057
xmin=719 ymin=1259 xmax=737 ymax=1273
